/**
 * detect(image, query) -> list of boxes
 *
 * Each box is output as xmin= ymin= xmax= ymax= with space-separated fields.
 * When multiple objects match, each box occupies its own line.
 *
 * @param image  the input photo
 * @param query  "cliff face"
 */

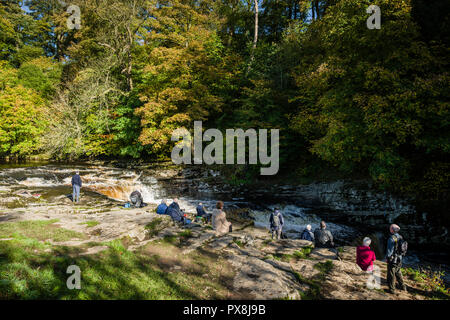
xmin=263 ymin=180 xmax=448 ymax=248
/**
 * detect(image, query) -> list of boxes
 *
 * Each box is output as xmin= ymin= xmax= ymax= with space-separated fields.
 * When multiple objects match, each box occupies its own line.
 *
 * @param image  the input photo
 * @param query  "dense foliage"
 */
xmin=0 ymin=0 xmax=448 ymax=197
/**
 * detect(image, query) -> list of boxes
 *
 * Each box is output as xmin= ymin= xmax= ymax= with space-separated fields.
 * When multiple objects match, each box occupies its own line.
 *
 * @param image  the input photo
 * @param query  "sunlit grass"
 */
xmin=79 ymin=221 xmax=99 ymax=228
xmin=0 ymin=220 xmax=86 ymax=242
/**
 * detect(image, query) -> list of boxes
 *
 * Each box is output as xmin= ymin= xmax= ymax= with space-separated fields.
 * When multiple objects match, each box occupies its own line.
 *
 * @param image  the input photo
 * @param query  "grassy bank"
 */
xmin=0 ymin=220 xmax=236 ymax=300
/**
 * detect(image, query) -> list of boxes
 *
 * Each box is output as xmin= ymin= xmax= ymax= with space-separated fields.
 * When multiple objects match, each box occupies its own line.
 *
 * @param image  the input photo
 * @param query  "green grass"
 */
xmin=161 ymin=235 xmax=178 ymax=245
xmin=0 ymin=235 xmax=233 ymax=299
xmin=403 ymin=267 xmax=450 ymax=299
xmin=293 ymin=246 xmax=313 ymax=259
xmin=0 ymin=220 xmax=86 ymax=242
xmin=178 ymin=230 xmax=193 ymax=239
xmin=314 ymin=260 xmax=334 ymax=275
xmin=269 ymin=246 xmax=314 ymax=262
xmin=292 ymin=260 xmax=334 ymax=300
xmin=79 ymin=221 xmax=99 ymax=228
xmin=144 ymin=218 xmax=166 ymax=237
xmin=292 ymin=271 xmax=322 ymax=300
xmin=233 ymin=239 xmax=243 ymax=248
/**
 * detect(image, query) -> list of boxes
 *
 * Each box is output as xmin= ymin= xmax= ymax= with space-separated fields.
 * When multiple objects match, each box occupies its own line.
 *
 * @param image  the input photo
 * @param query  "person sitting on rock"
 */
xmin=156 ymin=199 xmax=168 ymax=215
xmin=196 ymin=202 xmax=211 ymax=223
xmin=314 ymin=221 xmax=335 ymax=248
xmin=130 ymin=190 xmax=144 ymax=208
xmin=300 ymin=224 xmax=314 ymax=242
xmin=269 ymin=208 xmax=284 ymax=240
xmin=212 ymin=201 xmax=232 ymax=236
xmin=356 ymin=237 xmax=376 ymax=272
xmin=167 ymin=198 xmax=185 ymax=224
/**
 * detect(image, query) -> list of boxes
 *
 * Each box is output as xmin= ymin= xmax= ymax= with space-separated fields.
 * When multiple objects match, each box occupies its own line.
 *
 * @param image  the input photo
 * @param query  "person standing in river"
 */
xmin=71 ymin=171 xmax=82 ymax=203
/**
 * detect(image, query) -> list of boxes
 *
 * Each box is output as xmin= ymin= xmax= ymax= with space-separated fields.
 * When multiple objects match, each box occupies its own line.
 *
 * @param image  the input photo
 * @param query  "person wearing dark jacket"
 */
xmin=314 ymin=221 xmax=334 ymax=248
xmin=130 ymin=190 xmax=144 ymax=208
xmin=71 ymin=171 xmax=82 ymax=203
xmin=269 ymin=209 xmax=284 ymax=240
xmin=386 ymin=224 xmax=406 ymax=294
xmin=196 ymin=202 xmax=211 ymax=223
xmin=156 ymin=199 xmax=168 ymax=214
xmin=167 ymin=198 xmax=184 ymax=223
xmin=300 ymin=224 xmax=314 ymax=242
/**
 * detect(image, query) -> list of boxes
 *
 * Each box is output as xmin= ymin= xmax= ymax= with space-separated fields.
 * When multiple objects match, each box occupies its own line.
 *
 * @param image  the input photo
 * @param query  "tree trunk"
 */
xmin=315 ymin=0 xmax=320 ymax=19
xmin=247 ymin=0 xmax=259 ymax=74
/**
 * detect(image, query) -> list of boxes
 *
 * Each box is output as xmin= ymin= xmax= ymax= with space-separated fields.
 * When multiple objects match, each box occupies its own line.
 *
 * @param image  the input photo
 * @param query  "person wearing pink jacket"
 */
xmin=356 ymin=237 xmax=376 ymax=272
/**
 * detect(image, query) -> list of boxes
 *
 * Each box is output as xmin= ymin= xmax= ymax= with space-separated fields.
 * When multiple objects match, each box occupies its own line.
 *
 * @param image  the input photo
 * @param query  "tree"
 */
xmin=289 ymin=0 xmax=450 ymax=191
xmin=0 ymin=84 xmax=48 ymax=157
xmin=135 ymin=0 xmax=228 ymax=157
xmin=247 ymin=0 xmax=259 ymax=74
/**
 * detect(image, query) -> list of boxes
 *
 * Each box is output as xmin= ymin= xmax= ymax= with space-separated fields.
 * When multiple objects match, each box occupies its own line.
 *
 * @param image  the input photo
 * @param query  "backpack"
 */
xmin=272 ymin=212 xmax=281 ymax=228
xmin=394 ymin=235 xmax=408 ymax=257
xmin=317 ymin=230 xmax=329 ymax=244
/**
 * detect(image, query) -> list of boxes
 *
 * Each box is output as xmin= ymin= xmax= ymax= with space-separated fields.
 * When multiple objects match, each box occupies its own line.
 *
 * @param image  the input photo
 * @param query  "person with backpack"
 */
xmin=356 ymin=237 xmax=376 ymax=272
xmin=71 ymin=171 xmax=82 ymax=203
xmin=314 ymin=221 xmax=335 ymax=248
xmin=167 ymin=198 xmax=184 ymax=223
xmin=300 ymin=224 xmax=314 ymax=241
xmin=156 ymin=199 xmax=168 ymax=215
xmin=269 ymin=208 xmax=284 ymax=240
xmin=130 ymin=190 xmax=144 ymax=208
xmin=386 ymin=224 xmax=407 ymax=294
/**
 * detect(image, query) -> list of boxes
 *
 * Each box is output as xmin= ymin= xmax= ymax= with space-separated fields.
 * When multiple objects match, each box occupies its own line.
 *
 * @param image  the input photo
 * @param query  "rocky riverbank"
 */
xmin=97 ymin=161 xmax=448 ymax=250
xmin=0 ymin=190 xmax=448 ymax=300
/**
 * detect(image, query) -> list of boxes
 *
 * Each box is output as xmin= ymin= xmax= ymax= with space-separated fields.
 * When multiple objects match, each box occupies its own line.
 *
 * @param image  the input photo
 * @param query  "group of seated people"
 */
xmin=155 ymin=198 xmax=231 ymax=234
xmin=147 ymin=194 xmax=378 ymax=275
xmin=299 ymin=220 xmax=377 ymax=273
xmin=300 ymin=221 xmax=335 ymax=248
xmin=127 ymin=189 xmax=231 ymax=234
xmin=155 ymin=198 xmax=189 ymax=224
xmin=150 ymin=194 xmax=380 ymax=275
